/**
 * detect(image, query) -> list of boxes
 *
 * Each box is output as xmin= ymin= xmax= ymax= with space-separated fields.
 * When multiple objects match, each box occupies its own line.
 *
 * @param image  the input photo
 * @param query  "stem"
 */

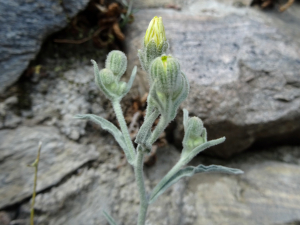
xmin=149 ymin=115 xmax=168 ymax=145
xmin=149 ymin=96 xmax=172 ymax=145
xmin=135 ymin=148 xmax=148 ymax=225
xmin=135 ymin=109 xmax=160 ymax=147
xmin=30 ymin=142 xmax=42 ymax=225
xmin=112 ymin=100 xmax=136 ymax=161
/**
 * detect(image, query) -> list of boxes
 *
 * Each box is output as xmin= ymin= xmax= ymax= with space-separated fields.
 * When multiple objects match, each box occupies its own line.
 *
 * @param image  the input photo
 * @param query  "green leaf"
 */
xmin=181 ymin=137 xmax=226 ymax=165
xmin=183 ymin=108 xmax=189 ymax=128
xmin=75 ymin=114 xmax=134 ymax=165
xmin=91 ymin=60 xmax=115 ymax=100
xmin=135 ymin=109 xmax=159 ymax=150
xmin=149 ymin=164 xmax=243 ymax=204
xmin=122 ymin=66 xmax=137 ymax=97
xmin=103 ymin=210 xmax=118 ymax=225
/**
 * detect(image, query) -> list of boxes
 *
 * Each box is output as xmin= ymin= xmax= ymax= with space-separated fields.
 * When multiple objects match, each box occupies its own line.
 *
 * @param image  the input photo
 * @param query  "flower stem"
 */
xmin=112 ymin=100 xmax=136 ymax=161
xmin=135 ymin=147 xmax=148 ymax=225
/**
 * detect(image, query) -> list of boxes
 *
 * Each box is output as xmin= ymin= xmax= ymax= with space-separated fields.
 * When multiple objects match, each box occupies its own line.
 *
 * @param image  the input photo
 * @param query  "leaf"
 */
xmin=103 ymin=211 xmax=118 ymax=225
xmin=149 ymin=164 xmax=243 ymax=204
xmin=170 ymin=72 xmax=190 ymax=120
xmin=91 ymin=60 xmax=115 ymax=100
xmin=75 ymin=114 xmax=134 ymax=165
xmin=183 ymin=108 xmax=189 ymax=128
xmin=181 ymin=137 xmax=226 ymax=165
xmin=122 ymin=66 xmax=137 ymax=97
xmin=135 ymin=109 xmax=159 ymax=149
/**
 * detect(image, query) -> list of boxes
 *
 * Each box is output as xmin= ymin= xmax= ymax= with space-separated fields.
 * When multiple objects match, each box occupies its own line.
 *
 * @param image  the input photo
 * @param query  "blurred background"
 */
xmin=0 ymin=0 xmax=300 ymax=224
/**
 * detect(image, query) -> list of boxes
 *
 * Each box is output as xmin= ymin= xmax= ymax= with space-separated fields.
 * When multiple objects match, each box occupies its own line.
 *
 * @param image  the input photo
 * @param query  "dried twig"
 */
xmin=279 ymin=0 xmax=295 ymax=11
xmin=54 ymin=27 xmax=107 ymax=44
xmin=28 ymin=142 xmax=42 ymax=225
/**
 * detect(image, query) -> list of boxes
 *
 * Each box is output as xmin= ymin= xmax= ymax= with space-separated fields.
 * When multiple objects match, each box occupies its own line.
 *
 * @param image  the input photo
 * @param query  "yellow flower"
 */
xmin=144 ymin=16 xmax=166 ymax=47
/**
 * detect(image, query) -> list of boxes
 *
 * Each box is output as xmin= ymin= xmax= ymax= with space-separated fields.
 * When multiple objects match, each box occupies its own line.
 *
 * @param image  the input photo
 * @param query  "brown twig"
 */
xmin=54 ymin=27 xmax=107 ymax=44
xmin=279 ymin=0 xmax=294 ymax=11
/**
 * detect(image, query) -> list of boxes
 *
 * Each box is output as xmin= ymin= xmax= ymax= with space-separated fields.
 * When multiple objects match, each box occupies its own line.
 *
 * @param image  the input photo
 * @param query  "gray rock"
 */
xmin=4 ymin=112 xmax=21 ymax=128
xmin=28 ymin=64 xmax=108 ymax=140
xmin=133 ymin=0 xmax=252 ymax=9
xmin=182 ymin=146 xmax=300 ymax=225
xmin=125 ymin=3 xmax=300 ymax=157
xmin=34 ymin=168 xmax=99 ymax=213
xmin=0 ymin=126 xmax=99 ymax=209
xmin=20 ymin=144 xmax=300 ymax=225
xmin=0 ymin=0 xmax=89 ymax=93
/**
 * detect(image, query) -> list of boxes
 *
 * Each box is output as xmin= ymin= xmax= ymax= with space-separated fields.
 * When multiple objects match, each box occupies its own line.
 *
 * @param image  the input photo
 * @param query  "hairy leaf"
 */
xmin=122 ymin=66 xmax=137 ymax=97
xmin=103 ymin=211 xmax=118 ymax=225
xmin=135 ymin=109 xmax=159 ymax=149
xmin=181 ymin=137 xmax=226 ymax=165
xmin=75 ymin=114 xmax=134 ymax=165
xmin=149 ymin=164 xmax=243 ymax=204
xmin=91 ymin=60 xmax=115 ymax=100
xmin=183 ymin=108 xmax=189 ymax=128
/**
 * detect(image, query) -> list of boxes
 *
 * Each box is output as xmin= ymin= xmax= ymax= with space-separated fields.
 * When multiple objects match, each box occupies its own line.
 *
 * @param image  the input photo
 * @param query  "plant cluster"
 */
xmin=76 ymin=16 xmax=243 ymax=225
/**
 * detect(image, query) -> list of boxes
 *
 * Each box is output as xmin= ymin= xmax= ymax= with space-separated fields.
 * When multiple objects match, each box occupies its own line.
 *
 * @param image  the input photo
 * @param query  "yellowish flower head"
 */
xmin=144 ymin=16 xmax=166 ymax=47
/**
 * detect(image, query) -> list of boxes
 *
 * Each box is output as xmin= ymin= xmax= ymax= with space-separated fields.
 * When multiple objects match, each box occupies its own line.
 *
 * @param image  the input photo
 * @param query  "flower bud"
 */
xmin=183 ymin=116 xmax=205 ymax=151
xmin=100 ymin=68 xmax=115 ymax=85
xmin=188 ymin=117 xmax=204 ymax=139
xmin=105 ymin=50 xmax=127 ymax=80
xmin=144 ymin=16 xmax=166 ymax=49
xmin=138 ymin=17 xmax=168 ymax=71
xmin=149 ymin=55 xmax=181 ymax=95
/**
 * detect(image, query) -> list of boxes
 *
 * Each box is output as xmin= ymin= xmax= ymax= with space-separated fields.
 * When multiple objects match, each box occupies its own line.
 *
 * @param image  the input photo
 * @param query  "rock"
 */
xmin=32 ymin=138 xmax=132 ymax=225
xmin=0 ymin=211 xmax=11 ymax=225
xmin=125 ymin=2 xmax=300 ymax=157
xmin=29 ymin=64 xmax=109 ymax=140
xmin=0 ymin=0 xmax=89 ymax=94
xmin=34 ymin=168 xmax=98 ymax=213
xmin=19 ymin=144 xmax=300 ymax=225
xmin=181 ymin=145 xmax=300 ymax=225
xmin=133 ymin=0 xmax=252 ymax=9
xmin=4 ymin=96 xmax=18 ymax=106
xmin=4 ymin=112 xmax=21 ymax=128
xmin=0 ymin=126 xmax=99 ymax=209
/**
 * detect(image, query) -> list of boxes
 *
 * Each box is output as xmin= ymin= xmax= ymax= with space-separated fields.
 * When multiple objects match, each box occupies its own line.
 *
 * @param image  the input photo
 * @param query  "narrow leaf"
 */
xmin=135 ymin=109 xmax=159 ymax=148
xmin=183 ymin=108 xmax=189 ymax=128
xmin=75 ymin=114 xmax=134 ymax=165
xmin=181 ymin=137 xmax=226 ymax=165
xmin=91 ymin=60 xmax=114 ymax=100
xmin=103 ymin=210 xmax=118 ymax=225
xmin=149 ymin=164 xmax=243 ymax=204
xmin=122 ymin=66 xmax=137 ymax=97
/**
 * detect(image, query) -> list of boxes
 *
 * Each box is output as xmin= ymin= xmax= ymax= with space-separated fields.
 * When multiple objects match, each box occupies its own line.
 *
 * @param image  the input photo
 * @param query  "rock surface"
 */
xmin=0 ymin=0 xmax=89 ymax=94
xmin=0 ymin=126 xmax=99 ymax=209
xmin=1 ymin=0 xmax=300 ymax=224
xmin=15 ymin=144 xmax=300 ymax=225
xmin=126 ymin=2 xmax=300 ymax=157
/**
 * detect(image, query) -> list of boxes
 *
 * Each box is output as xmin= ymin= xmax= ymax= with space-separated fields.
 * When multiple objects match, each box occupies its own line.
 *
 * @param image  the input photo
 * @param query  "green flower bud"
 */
xmin=185 ymin=117 xmax=205 ymax=149
xmin=98 ymin=69 xmax=127 ymax=96
xmin=100 ymin=68 xmax=115 ymax=85
xmin=149 ymin=55 xmax=181 ymax=96
xmin=182 ymin=110 xmax=207 ymax=154
xmin=105 ymin=50 xmax=127 ymax=80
